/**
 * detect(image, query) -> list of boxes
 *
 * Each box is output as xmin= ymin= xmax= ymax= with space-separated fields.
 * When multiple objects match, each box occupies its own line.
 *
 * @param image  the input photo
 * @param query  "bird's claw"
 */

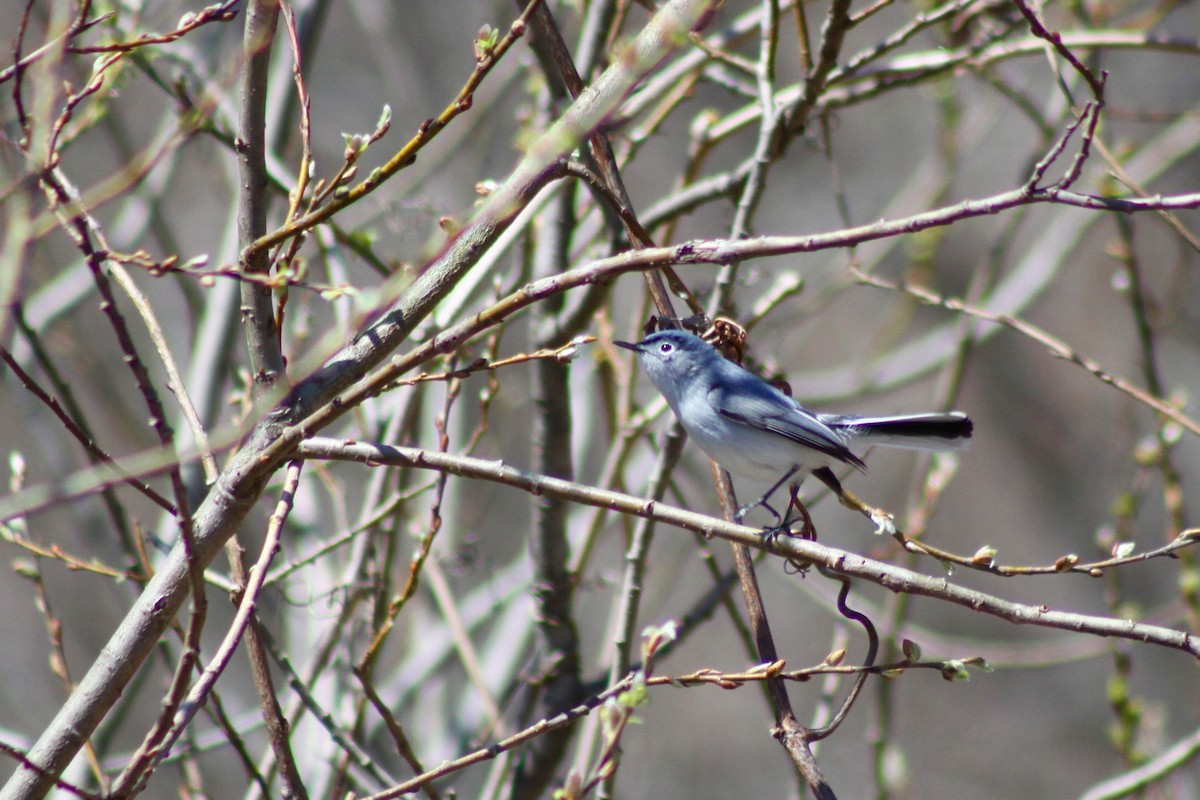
xmin=759 ymin=523 xmax=789 ymax=545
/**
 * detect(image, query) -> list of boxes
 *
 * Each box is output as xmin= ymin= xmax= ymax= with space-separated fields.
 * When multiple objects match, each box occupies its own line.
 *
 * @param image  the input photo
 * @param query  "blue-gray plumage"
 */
xmin=615 ymin=330 xmax=972 ymax=522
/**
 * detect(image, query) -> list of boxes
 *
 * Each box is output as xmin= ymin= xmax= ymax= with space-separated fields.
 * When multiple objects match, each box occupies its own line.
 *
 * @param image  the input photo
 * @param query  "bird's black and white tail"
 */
xmin=820 ymin=412 xmax=973 ymax=451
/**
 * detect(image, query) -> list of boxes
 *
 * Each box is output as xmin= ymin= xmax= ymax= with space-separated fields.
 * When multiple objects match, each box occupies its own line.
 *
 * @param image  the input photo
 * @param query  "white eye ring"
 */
xmin=660 ymin=343 xmax=673 ymax=353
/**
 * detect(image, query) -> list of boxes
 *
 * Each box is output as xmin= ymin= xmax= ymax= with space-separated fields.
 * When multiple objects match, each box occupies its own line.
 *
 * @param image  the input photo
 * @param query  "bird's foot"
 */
xmin=759 ymin=501 xmax=817 ymax=544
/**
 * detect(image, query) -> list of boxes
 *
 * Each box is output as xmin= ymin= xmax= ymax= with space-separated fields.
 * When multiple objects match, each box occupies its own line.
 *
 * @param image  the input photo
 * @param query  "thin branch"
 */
xmin=1011 ymin=0 xmax=1107 ymax=100
xmin=254 ymin=624 xmax=398 ymax=790
xmin=9 ymin=170 xmax=1200 ymax=529
xmin=243 ymin=0 xmax=547 ymax=258
xmin=0 ymin=346 xmax=175 ymax=514
xmin=1078 ymin=724 xmax=1200 ymax=800
xmin=227 ymin=460 xmax=310 ymax=800
xmin=851 ymin=268 xmax=1200 ymax=439
xmin=299 ymin=438 xmax=1200 ymax=659
xmin=109 ymin=462 xmax=304 ymax=798
xmin=237 ymin=0 xmax=286 ymax=393
xmin=363 ymin=674 xmax=642 ymax=800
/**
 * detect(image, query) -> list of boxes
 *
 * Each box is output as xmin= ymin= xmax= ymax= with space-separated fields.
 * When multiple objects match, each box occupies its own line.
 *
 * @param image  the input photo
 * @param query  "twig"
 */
xmin=68 ymin=3 xmax=236 ymax=55
xmin=2 ymin=528 xmax=144 ymax=582
xmin=0 ymin=3 xmax=110 ymax=87
xmin=255 ymin=624 xmax=398 ymax=789
xmin=10 ymin=558 xmax=105 ymax=786
xmin=808 ymin=573 xmax=876 ymax=740
xmin=851 ymin=268 xmax=1200 ymax=439
xmin=108 ymin=462 xmax=304 ymax=797
xmin=9 ymin=167 xmax=1200 ymax=527
xmin=354 ymin=669 xmax=442 ymax=800
xmin=0 ymin=742 xmax=98 ymax=800
xmin=228 ymin=460 xmax=310 ymax=800
xmin=1011 ymin=0 xmax=1106 ymax=100
xmin=0 ymin=346 xmax=175 ymax=515
xmin=362 ymin=673 xmax=641 ymax=800
xmin=1078 ymin=724 xmax=1200 ymax=800
xmin=244 ymin=0 xmax=547 ymax=258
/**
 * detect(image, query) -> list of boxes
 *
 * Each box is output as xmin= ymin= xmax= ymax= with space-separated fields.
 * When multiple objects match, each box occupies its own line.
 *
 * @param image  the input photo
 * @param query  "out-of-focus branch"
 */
xmin=1078 ymin=724 xmax=1200 ymax=800
xmin=852 ymin=269 xmax=1200 ymax=438
xmin=0 ymin=345 xmax=175 ymax=515
xmin=243 ymin=0 xmax=547 ymax=258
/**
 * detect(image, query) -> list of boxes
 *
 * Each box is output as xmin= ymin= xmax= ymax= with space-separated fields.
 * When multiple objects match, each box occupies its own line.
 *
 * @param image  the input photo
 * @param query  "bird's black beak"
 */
xmin=613 ymin=340 xmax=641 ymax=352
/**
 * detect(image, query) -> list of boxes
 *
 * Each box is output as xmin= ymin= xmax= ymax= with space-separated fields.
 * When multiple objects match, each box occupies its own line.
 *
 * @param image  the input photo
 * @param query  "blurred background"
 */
xmin=2 ymin=0 xmax=1200 ymax=797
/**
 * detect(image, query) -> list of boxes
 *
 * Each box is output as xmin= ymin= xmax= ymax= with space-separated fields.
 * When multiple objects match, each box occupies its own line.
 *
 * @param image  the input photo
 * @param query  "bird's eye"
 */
xmin=659 ymin=343 xmax=673 ymax=353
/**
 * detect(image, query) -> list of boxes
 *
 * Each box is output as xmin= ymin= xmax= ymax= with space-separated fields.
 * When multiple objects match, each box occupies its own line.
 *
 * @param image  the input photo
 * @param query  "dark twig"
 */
xmin=0 ymin=742 xmax=98 ymax=800
xmin=0 ymin=346 xmax=175 ymax=515
xmin=1011 ymin=0 xmax=1107 ymax=100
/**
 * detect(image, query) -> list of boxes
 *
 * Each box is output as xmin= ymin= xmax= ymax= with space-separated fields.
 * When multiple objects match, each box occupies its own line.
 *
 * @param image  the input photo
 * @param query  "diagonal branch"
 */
xmin=0 ymin=4 xmax=721 ymax=798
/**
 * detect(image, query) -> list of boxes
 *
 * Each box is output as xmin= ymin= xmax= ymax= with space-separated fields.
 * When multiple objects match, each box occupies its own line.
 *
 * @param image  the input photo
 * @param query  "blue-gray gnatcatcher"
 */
xmin=615 ymin=329 xmax=972 ymax=528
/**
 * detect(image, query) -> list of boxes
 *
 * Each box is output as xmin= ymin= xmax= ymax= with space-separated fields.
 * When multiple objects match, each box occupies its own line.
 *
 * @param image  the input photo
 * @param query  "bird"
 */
xmin=615 ymin=329 xmax=972 ymax=531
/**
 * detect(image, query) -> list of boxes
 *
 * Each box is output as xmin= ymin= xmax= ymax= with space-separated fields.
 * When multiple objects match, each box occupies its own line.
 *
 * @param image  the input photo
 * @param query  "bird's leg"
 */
xmin=782 ymin=482 xmax=817 ymax=540
xmin=811 ymin=467 xmax=896 ymax=536
xmin=734 ymin=466 xmax=799 ymax=524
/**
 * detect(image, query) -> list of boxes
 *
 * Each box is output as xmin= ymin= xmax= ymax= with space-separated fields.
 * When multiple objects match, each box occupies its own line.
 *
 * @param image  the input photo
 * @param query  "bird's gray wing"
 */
xmin=709 ymin=383 xmax=865 ymax=469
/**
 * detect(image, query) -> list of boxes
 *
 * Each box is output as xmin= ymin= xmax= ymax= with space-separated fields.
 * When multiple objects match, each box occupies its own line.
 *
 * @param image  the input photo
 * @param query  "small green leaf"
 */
xmin=970 ymin=545 xmax=997 ymax=567
xmin=375 ymin=104 xmax=392 ymax=137
xmin=940 ymin=660 xmax=971 ymax=682
xmin=474 ymin=24 xmax=499 ymax=61
xmin=617 ymin=672 xmax=649 ymax=709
